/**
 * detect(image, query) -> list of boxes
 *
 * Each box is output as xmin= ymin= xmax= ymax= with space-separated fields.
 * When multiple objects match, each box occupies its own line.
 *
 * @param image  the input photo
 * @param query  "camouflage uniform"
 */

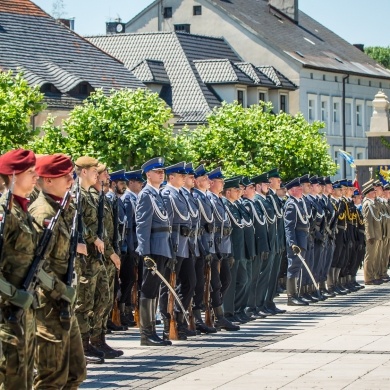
xmin=0 ymin=195 xmax=37 ymax=390
xmin=89 ymin=188 xmax=116 ymax=334
xmin=29 ymin=192 xmax=86 ymax=389
xmin=75 ymin=187 xmax=110 ymax=339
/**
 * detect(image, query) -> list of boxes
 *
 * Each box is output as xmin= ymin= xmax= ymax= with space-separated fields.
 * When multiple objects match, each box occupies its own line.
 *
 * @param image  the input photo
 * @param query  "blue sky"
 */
xmin=32 ymin=0 xmax=389 ymax=46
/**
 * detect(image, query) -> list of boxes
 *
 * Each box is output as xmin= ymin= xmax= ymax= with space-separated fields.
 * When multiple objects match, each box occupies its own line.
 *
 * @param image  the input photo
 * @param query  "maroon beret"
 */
xmin=35 ymin=154 xmax=74 ymax=178
xmin=0 ymin=149 xmax=36 ymax=175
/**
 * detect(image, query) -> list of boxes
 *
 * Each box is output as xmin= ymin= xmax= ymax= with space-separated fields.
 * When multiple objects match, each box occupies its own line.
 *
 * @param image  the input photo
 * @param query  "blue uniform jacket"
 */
xmin=207 ymin=191 xmax=232 ymax=256
xmin=284 ymin=196 xmax=309 ymax=250
xmin=181 ymin=187 xmax=200 ymax=257
xmin=160 ymin=184 xmax=191 ymax=259
xmin=121 ymin=190 xmax=137 ymax=253
xmin=255 ymin=193 xmax=277 ymax=252
xmin=136 ymin=184 xmax=172 ymax=259
xmin=192 ymin=188 xmax=215 ymax=256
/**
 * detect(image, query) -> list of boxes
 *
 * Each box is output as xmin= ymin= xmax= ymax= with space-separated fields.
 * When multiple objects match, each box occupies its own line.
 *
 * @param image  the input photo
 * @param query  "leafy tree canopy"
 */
xmin=0 ymin=70 xmax=45 ymax=154
xmin=365 ymin=46 xmax=390 ymax=69
xmin=31 ymin=88 xmax=177 ymax=170
xmin=177 ymin=101 xmax=336 ymax=180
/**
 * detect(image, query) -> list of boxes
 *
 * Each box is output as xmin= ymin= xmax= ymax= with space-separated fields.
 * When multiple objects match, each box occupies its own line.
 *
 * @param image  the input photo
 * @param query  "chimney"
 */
xmin=58 ymin=17 xmax=75 ymax=30
xmin=269 ymin=0 xmax=299 ymax=24
xmin=353 ymin=43 xmax=365 ymax=52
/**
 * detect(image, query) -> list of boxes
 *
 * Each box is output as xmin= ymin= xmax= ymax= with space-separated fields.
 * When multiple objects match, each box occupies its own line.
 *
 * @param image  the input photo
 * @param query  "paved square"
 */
xmin=81 ymin=274 xmax=390 ymax=389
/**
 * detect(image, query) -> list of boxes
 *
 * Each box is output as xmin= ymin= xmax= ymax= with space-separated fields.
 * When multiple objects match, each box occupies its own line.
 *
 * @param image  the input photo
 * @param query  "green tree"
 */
xmin=0 ymin=70 xmax=45 ymax=153
xmin=31 ymin=88 xmax=177 ymax=169
xmin=365 ymin=46 xmax=390 ymax=69
xmin=177 ymin=101 xmax=336 ymax=179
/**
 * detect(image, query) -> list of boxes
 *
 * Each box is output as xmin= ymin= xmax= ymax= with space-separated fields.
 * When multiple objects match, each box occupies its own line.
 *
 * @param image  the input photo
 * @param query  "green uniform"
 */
xmin=29 ymin=192 xmax=86 ymax=389
xmin=0 ymin=195 xmax=38 ymax=390
xmin=75 ymin=187 xmax=110 ymax=339
xmin=89 ymin=189 xmax=116 ymax=333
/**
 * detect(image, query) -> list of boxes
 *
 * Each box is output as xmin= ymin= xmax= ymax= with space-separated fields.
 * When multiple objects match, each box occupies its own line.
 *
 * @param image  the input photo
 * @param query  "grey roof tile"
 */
xmin=235 ymin=62 xmax=276 ymax=87
xmin=257 ymin=66 xmax=297 ymax=89
xmin=194 ymin=59 xmax=254 ymax=84
xmin=207 ymin=0 xmax=390 ymax=79
xmin=0 ymin=1 xmax=144 ymax=110
xmin=131 ymin=59 xmax=170 ymax=85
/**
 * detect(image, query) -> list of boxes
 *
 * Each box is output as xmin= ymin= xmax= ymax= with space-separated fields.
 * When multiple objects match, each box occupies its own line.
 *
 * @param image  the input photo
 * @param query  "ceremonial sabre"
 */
xmin=144 ymin=256 xmax=190 ymax=324
xmin=295 ymin=250 xmax=320 ymax=293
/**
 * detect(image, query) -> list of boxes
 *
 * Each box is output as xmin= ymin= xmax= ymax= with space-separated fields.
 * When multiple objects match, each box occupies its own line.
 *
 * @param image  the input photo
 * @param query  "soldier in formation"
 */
xmin=0 ymin=148 xmax=386 ymax=389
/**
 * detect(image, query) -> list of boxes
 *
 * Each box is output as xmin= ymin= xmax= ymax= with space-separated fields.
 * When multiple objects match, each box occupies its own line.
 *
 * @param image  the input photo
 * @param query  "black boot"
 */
xmin=214 ymin=306 xmax=240 ymax=331
xmin=301 ymin=286 xmax=316 ymax=303
xmin=151 ymin=300 xmax=171 ymax=345
xmin=82 ymin=334 xmax=105 ymax=364
xmin=194 ymin=309 xmax=217 ymax=333
xmin=139 ymin=298 xmax=166 ymax=346
xmin=177 ymin=312 xmax=198 ymax=337
xmin=107 ymin=318 xmax=127 ymax=332
xmin=287 ymin=278 xmax=308 ymax=306
xmin=334 ymin=268 xmax=348 ymax=295
xmin=125 ymin=305 xmax=137 ymax=327
xmin=90 ymin=334 xmax=118 ymax=359
xmin=352 ymin=275 xmax=365 ymax=290
xmin=176 ymin=313 xmax=188 ymax=340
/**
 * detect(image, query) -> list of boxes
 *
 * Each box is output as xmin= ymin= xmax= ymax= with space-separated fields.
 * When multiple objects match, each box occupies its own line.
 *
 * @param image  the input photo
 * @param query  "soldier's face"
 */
xmin=128 ymin=180 xmax=143 ymax=193
xmin=195 ymin=175 xmax=209 ymax=191
xmin=260 ymin=182 xmax=269 ymax=195
xmin=353 ymin=195 xmax=362 ymax=205
xmin=333 ymin=188 xmax=342 ymax=198
xmin=115 ymin=180 xmax=127 ymax=195
xmin=325 ymin=184 xmax=333 ymax=194
xmin=147 ymin=169 xmax=165 ymax=186
xmin=170 ymin=173 xmax=186 ymax=188
xmin=43 ymin=172 xmax=74 ymax=198
xmin=243 ymin=184 xmax=255 ymax=197
xmin=210 ymin=178 xmax=224 ymax=194
xmin=301 ymin=183 xmax=310 ymax=194
xmin=84 ymin=167 xmax=98 ymax=186
xmin=13 ymin=166 xmax=38 ymax=196
xmin=184 ymin=175 xmax=195 ymax=189
xmin=375 ymin=186 xmax=384 ymax=197
xmin=384 ymin=190 xmax=390 ymax=199
xmin=98 ymin=170 xmax=110 ymax=186
xmin=269 ymin=177 xmax=281 ymax=190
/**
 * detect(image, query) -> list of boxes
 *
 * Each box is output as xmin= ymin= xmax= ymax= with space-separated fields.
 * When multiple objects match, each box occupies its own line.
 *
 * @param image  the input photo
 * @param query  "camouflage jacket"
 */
xmin=29 ymin=191 xmax=74 ymax=295
xmin=0 ymin=192 xmax=38 ymax=296
xmin=89 ymin=187 xmax=115 ymax=260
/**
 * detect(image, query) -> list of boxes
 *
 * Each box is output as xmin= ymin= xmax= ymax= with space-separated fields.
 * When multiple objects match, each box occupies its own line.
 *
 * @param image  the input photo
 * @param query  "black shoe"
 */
xmin=300 ymin=294 xmax=313 ymax=303
xmin=333 ymin=285 xmax=348 ymax=295
xmin=196 ymin=322 xmax=217 ymax=334
xmin=256 ymin=309 xmax=271 ymax=317
xmin=313 ymin=292 xmax=326 ymax=301
xmin=322 ymin=289 xmax=336 ymax=298
xmin=271 ymin=306 xmax=287 ymax=314
xmin=141 ymin=332 xmax=168 ymax=346
xmin=234 ymin=313 xmax=249 ymax=323
xmin=262 ymin=307 xmax=276 ymax=315
xmin=85 ymin=354 xmax=104 ymax=364
xmin=288 ymin=296 xmax=309 ymax=306
xmin=224 ymin=314 xmax=242 ymax=325
xmin=354 ymin=281 xmax=365 ymax=289
xmin=215 ymin=316 xmax=240 ymax=331
xmin=239 ymin=312 xmax=256 ymax=321
xmin=107 ymin=319 xmax=127 ymax=332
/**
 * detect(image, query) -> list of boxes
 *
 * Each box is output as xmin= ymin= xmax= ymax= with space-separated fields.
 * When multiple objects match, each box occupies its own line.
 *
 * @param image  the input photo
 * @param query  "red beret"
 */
xmin=0 ymin=149 xmax=36 ymax=175
xmin=35 ymin=154 xmax=74 ymax=178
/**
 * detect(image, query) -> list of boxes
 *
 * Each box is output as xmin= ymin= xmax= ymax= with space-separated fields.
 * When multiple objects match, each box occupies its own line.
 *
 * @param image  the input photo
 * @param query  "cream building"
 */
xmin=125 ymin=0 xmax=390 ymax=178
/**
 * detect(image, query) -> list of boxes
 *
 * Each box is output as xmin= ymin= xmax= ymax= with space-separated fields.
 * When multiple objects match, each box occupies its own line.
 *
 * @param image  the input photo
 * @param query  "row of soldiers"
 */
xmin=0 ymin=148 xmax=383 ymax=389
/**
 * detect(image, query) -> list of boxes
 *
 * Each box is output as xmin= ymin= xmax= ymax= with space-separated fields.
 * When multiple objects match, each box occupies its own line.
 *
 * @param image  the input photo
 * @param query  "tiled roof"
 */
xmin=235 ymin=62 xmax=277 ymax=87
xmin=87 ymin=32 xmax=250 ymax=124
xmin=0 ymin=0 xmax=47 ymax=16
xmin=0 ymin=0 xmax=144 ymax=110
xmin=131 ymin=59 xmax=170 ymax=85
xmin=207 ymin=0 xmax=390 ymax=79
xmin=257 ymin=66 xmax=297 ymax=89
xmin=194 ymin=59 xmax=254 ymax=84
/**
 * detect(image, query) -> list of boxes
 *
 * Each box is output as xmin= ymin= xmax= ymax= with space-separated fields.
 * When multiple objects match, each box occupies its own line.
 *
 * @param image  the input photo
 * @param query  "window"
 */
xmin=163 ymin=7 xmax=172 ymax=18
xmin=357 ymin=152 xmax=363 ymax=159
xmin=345 ymin=103 xmax=351 ymax=125
xmin=280 ymin=94 xmax=287 ymax=112
xmin=380 ymin=82 xmax=382 ymax=88
xmin=174 ymin=24 xmax=190 ymax=33
xmin=310 ymin=73 xmax=313 ymax=79
xmin=193 ymin=5 xmax=202 ymax=15
xmin=333 ymin=102 xmax=339 ymax=122
xmin=237 ymin=90 xmax=245 ymax=106
xmin=334 ymin=150 xmax=339 ymax=166
xmin=308 ymin=99 xmax=315 ymax=120
xmin=323 ymin=74 xmax=326 ymax=81
xmin=358 ymin=79 xmax=361 ymax=85
xmin=321 ymin=101 xmax=328 ymax=122
xmin=259 ymin=92 xmax=266 ymax=102
xmin=335 ymin=76 xmax=338 ymax=82
xmin=369 ymin=81 xmax=372 ymax=87
xmin=356 ymin=104 xmax=362 ymax=126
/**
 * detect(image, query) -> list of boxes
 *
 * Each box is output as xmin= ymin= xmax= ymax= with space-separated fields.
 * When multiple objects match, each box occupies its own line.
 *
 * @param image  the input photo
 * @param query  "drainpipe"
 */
xmin=342 ymin=74 xmax=349 ymax=178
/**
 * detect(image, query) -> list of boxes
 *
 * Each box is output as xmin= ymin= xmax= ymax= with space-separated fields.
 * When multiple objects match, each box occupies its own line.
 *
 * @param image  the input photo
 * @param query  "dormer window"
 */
xmin=69 ymin=82 xmax=94 ymax=97
xmin=40 ymin=83 xmax=60 ymax=94
xmin=193 ymin=6 xmax=202 ymax=15
xmin=163 ymin=7 xmax=172 ymax=18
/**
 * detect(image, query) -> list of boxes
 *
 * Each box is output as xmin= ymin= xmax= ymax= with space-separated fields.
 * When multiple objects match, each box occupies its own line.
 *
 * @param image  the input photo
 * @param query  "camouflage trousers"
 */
xmin=75 ymin=260 xmax=110 ymax=338
xmin=0 ymin=306 xmax=35 ymax=390
xmin=102 ymin=261 xmax=116 ymax=332
xmin=33 ymin=298 xmax=86 ymax=389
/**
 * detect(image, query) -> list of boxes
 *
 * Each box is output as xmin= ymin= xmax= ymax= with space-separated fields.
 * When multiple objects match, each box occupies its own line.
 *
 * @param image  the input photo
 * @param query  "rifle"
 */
xmin=111 ymin=187 xmax=120 ymax=254
xmin=168 ymin=228 xmax=179 ymax=340
xmin=59 ymin=180 xmax=83 ymax=330
xmin=204 ymin=259 xmax=213 ymax=328
xmin=96 ymin=181 xmax=105 ymax=261
xmin=131 ymin=260 xmax=139 ymax=327
xmin=188 ymin=298 xmax=196 ymax=332
xmin=0 ymin=173 xmax=15 ymax=265
xmin=22 ymin=190 xmax=72 ymax=294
